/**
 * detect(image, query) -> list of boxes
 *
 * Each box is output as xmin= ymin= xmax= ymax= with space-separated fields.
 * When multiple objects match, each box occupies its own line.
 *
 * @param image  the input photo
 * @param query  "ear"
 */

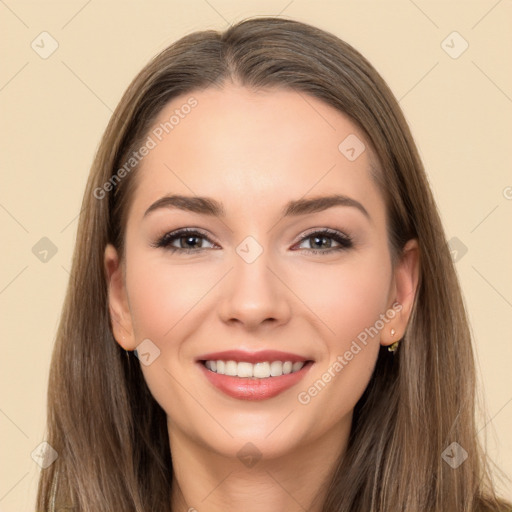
xmin=381 ymin=238 xmax=420 ymax=347
xmin=104 ymin=243 xmax=136 ymax=350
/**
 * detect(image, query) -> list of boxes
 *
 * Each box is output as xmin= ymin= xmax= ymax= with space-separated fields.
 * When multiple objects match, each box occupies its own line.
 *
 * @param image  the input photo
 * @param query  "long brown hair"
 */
xmin=37 ymin=16 xmax=510 ymax=511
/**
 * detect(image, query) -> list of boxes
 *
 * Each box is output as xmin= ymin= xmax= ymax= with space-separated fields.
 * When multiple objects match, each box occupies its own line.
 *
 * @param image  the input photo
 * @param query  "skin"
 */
xmin=105 ymin=84 xmax=419 ymax=512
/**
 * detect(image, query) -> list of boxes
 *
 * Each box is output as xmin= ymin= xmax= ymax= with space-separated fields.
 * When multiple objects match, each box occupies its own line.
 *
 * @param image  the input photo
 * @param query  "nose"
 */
xmin=217 ymin=245 xmax=292 ymax=332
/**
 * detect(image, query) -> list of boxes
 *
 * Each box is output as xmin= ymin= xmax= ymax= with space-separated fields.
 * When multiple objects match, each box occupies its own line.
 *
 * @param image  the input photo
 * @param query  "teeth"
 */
xmin=203 ymin=360 xmax=306 ymax=378
xmin=254 ymin=362 xmax=270 ymax=378
xmin=237 ymin=362 xmax=253 ymax=378
xmin=292 ymin=361 xmax=304 ymax=372
xmin=270 ymin=361 xmax=282 ymax=376
xmin=205 ymin=360 xmax=217 ymax=371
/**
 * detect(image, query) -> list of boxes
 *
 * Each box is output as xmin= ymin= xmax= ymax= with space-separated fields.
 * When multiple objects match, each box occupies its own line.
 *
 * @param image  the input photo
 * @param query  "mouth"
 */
xmin=195 ymin=350 xmax=315 ymax=400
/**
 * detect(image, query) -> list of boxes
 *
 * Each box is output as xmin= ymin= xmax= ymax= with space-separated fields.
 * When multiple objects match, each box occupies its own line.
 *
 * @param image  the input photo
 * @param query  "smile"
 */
xmin=196 ymin=349 xmax=315 ymax=400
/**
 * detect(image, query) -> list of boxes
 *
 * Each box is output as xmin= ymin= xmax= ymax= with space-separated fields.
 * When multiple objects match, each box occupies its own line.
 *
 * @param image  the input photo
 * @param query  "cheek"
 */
xmin=123 ymin=253 xmax=218 ymax=415
xmin=125 ymin=252 xmax=216 ymax=341
xmin=292 ymin=253 xmax=392 ymax=418
xmin=293 ymin=252 xmax=393 ymax=345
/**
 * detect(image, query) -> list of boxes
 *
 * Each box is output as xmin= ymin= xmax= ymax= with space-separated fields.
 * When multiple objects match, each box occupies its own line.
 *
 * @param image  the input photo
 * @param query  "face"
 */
xmin=105 ymin=84 xmax=419 ymax=462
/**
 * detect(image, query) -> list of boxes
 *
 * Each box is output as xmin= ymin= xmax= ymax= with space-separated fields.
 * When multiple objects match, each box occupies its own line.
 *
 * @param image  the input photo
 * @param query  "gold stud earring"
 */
xmin=388 ymin=328 xmax=399 ymax=352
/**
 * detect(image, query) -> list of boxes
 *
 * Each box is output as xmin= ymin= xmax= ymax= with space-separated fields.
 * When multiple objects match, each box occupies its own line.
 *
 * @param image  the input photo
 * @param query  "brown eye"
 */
xmin=153 ymin=229 xmax=216 ymax=253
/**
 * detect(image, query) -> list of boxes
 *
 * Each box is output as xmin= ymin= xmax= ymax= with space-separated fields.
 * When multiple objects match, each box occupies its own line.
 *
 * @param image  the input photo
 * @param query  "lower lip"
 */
xmin=198 ymin=361 xmax=314 ymax=401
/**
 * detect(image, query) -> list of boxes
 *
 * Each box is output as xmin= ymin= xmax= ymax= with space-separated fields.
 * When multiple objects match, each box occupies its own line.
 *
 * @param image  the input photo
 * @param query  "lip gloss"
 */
xmin=197 ymin=361 xmax=314 ymax=400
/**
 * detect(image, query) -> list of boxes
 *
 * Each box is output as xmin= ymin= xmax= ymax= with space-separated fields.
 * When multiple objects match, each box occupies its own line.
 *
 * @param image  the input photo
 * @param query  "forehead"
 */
xmin=129 ymin=84 xmax=384 ymax=222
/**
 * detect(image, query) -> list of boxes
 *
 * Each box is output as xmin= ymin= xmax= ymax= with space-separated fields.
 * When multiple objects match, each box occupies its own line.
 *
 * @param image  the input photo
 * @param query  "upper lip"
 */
xmin=196 ymin=349 xmax=313 ymax=364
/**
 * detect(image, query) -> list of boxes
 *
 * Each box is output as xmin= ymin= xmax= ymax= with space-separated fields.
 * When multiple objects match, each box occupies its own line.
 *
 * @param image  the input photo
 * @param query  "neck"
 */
xmin=168 ymin=416 xmax=351 ymax=512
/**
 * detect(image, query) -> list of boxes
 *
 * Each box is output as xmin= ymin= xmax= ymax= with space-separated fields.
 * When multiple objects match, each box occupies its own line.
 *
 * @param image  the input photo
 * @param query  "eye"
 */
xmin=152 ymin=227 xmax=353 ymax=255
xmin=293 ymin=229 xmax=353 ymax=255
xmin=152 ymin=228 xmax=217 ymax=253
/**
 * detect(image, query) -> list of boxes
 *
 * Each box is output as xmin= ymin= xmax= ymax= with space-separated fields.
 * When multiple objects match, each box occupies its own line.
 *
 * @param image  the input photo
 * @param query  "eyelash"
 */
xmin=152 ymin=227 xmax=353 ymax=255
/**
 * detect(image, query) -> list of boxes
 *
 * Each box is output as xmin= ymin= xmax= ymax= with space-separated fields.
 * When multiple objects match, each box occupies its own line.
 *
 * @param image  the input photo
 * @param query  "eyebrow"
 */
xmin=143 ymin=193 xmax=370 ymax=221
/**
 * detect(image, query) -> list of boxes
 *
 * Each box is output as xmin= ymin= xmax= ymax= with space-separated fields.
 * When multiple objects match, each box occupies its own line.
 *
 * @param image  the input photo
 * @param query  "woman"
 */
xmin=36 ymin=16 xmax=511 ymax=512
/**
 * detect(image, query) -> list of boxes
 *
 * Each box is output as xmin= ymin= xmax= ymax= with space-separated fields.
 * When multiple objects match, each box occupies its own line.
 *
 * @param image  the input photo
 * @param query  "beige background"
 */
xmin=1 ymin=1 xmax=511 ymax=509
